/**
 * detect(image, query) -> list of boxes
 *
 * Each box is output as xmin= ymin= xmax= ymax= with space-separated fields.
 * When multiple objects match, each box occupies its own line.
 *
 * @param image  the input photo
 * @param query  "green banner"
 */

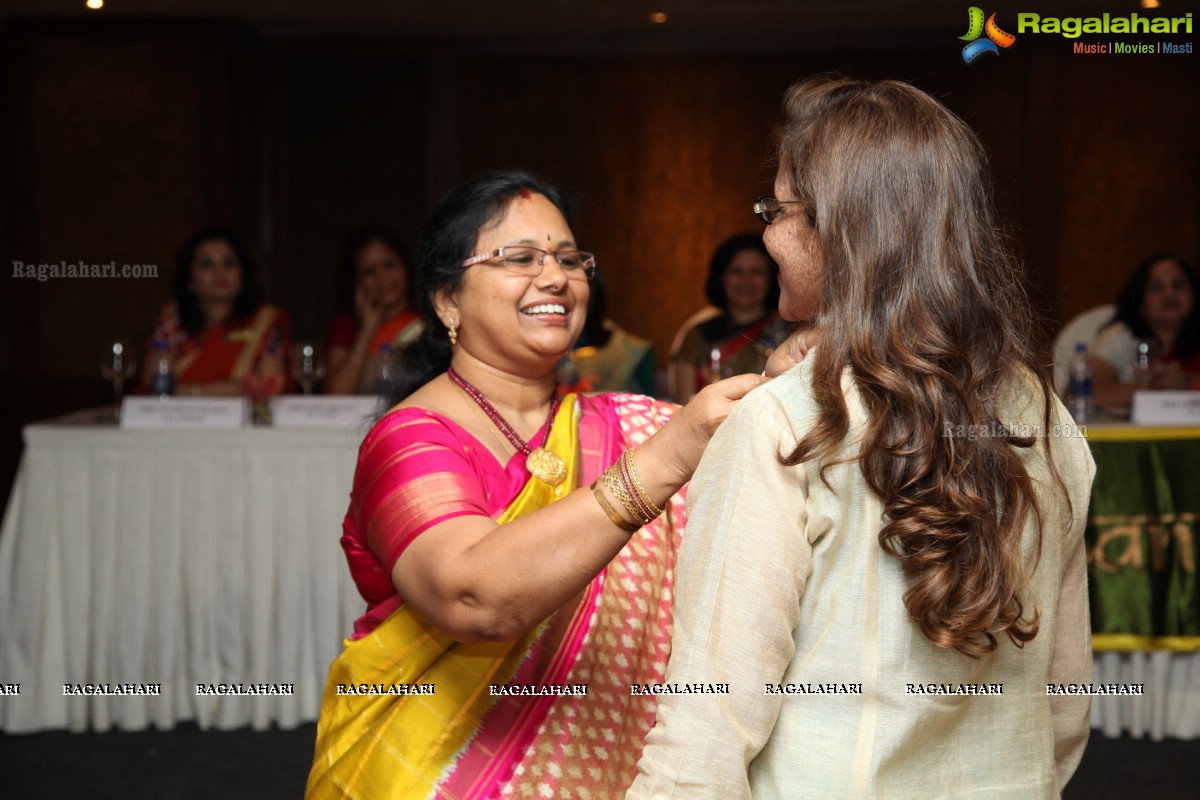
xmin=1086 ymin=434 xmax=1200 ymax=651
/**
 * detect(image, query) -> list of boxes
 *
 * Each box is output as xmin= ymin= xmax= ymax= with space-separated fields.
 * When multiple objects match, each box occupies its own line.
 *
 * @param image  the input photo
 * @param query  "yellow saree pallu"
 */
xmin=307 ymin=393 xmax=683 ymax=800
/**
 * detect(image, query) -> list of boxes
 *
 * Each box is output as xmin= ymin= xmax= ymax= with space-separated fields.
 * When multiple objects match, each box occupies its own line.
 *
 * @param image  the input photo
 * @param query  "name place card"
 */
xmin=1131 ymin=391 xmax=1200 ymax=426
xmin=270 ymin=395 xmax=381 ymax=429
xmin=120 ymin=397 xmax=250 ymax=429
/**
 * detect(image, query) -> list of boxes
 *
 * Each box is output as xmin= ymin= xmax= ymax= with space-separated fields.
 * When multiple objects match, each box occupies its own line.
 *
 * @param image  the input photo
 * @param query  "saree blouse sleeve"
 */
xmin=262 ymin=306 xmax=290 ymax=359
xmin=351 ymin=407 xmax=493 ymax=573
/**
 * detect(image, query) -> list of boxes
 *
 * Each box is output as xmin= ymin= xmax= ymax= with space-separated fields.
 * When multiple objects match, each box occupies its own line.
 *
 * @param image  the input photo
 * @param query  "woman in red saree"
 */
xmin=1089 ymin=254 xmax=1200 ymax=406
xmin=670 ymin=233 xmax=792 ymax=402
xmin=306 ymin=171 xmax=764 ymax=799
xmin=142 ymin=227 xmax=289 ymax=396
xmin=325 ymin=224 xmax=425 ymax=395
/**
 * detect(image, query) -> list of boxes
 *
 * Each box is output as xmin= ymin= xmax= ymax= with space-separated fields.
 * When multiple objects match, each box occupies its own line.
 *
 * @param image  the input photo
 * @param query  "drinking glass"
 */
xmin=99 ymin=340 xmax=138 ymax=422
xmin=702 ymin=346 xmax=732 ymax=385
xmin=292 ymin=342 xmax=327 ymax=395
xmin=1133 ymin=338 xmax=1159 ymax=390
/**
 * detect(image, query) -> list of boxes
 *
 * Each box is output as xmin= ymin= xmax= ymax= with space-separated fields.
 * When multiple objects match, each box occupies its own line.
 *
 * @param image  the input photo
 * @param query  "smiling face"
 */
xmin=356 ymin=239 xmax=408 ymax=310
xmin=439 ymin=192 xmax=589 ymax=374
xmin=762 ymin=167 xmax=823 ymax=324
xmin=1141 ymin=258 xmax=1194 ymax=334
xmin=189 ymin=239 xmax=242 ymax=307
xmin=722 ymin=248 xmax=772 ymax=318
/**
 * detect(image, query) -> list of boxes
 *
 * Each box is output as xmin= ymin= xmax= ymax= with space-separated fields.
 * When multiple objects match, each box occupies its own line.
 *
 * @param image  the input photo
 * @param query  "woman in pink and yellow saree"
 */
xmin=306 ymin=171 xmax=765 ymax=799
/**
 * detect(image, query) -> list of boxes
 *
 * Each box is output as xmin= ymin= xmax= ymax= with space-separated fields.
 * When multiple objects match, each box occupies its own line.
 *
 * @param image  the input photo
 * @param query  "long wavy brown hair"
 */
xmin=778 ymin=76 xmax=1065 ymax=657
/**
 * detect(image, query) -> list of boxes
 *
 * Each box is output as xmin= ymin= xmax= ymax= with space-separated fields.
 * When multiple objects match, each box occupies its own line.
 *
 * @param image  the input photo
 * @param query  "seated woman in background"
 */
xmin=325 ymin=224 xmax=423 ymax=394
xmin=559 ymin=273 xmax=657 ymax=395
xmin=142 ymin=226 xmax=289 ymax=396
xmin=630 ymin=76 xmax=1096 ymax=798
xmin=306 ymin=170 xmax=762 ymax=798
xmin=670 ymin=232 xmax=791 ymax=402
xmin=1090 ymin=254 xmax=1200 ymax=407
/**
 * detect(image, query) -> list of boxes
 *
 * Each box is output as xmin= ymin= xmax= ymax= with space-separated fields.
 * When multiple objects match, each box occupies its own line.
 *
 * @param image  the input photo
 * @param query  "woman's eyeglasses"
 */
xmin=753 ymin=196 xmax=807 ymax=225
xmin=461 ymin=246 xmax=596 ymax=280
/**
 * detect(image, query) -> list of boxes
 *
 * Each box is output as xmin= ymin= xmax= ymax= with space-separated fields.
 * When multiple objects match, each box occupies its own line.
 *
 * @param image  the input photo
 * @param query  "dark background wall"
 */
xmin=2 ymin=15 xmax=1198 ymax=504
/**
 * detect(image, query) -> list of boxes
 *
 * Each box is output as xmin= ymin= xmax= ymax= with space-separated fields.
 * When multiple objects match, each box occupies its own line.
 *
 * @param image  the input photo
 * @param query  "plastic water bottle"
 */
xmin=150 ymin=339 xmax=175 ymax=399
xmin=1067 ymin=342 xmax=1093 ymax=424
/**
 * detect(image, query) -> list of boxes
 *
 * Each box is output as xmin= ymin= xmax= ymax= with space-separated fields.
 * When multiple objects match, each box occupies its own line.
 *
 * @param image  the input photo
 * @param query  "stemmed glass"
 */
xmin=1133 ymin=338 xmax=1159 ymax=390
xmin=99 ymin=340 xmax=138 ymax=422
xmin=292 ymin=342 xmax=327 ymax=395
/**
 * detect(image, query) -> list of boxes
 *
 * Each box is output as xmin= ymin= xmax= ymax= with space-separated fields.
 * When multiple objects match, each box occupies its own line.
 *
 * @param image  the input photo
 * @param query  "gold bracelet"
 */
xmin=603 ymin=464 xmax=653 ymax=526
xmin=616 ymin=450 xmax=655 ymax=522
xmin=621 ymin=450 xmax=664 ymax=518
xmin=591 ymin=480 xmax=639 ymax=532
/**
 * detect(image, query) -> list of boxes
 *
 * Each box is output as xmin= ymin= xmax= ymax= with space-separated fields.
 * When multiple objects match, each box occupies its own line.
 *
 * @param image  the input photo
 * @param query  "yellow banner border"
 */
xmin=1085 ymin=426 xmax=1200 ymax=443
xmin=1092 ymin=634 xmax=1200 ymax=652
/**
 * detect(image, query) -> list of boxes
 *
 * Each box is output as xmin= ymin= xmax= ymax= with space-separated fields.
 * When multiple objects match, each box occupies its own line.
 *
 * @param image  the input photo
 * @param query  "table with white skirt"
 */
xmin=1084 ymin=421 xmax=1200 ymax=741
xmin=0 ymin=410 xmax=366 ymax=732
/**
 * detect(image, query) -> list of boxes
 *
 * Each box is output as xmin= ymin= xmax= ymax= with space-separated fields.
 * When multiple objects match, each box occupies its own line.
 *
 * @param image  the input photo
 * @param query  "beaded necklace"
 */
xmin=447 ymin=367 xmax=566 ymax=486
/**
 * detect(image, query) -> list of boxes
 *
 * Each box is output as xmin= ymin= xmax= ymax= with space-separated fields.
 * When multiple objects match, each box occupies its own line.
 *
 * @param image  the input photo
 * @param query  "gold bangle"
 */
xmin=617 ymin=450 xmax=656 ymax=522
xmin=591 ymin=480 xmax=639 ymax=532
xmin=621 ymin=450 xmax=664 ymax=518
xmin=602 ymin=464 xmax=652 ymax=526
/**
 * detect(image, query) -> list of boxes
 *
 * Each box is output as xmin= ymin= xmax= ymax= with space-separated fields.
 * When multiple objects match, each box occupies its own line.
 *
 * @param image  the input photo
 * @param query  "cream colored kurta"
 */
xmin=628 ymin=359 xmax=1096 ymax=799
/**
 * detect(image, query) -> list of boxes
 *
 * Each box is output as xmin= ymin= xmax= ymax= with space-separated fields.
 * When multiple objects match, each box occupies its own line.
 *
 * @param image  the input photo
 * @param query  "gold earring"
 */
xmin=448 ymin=321 xmax=458 ymax=346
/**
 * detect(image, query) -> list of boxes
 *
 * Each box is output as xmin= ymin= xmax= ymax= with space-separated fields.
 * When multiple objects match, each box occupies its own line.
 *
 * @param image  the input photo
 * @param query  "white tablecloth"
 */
xmin=1091 ymin=651 xmax=1200 ymax=740
xmin=0 ymin=413 xmax=367 ymax=732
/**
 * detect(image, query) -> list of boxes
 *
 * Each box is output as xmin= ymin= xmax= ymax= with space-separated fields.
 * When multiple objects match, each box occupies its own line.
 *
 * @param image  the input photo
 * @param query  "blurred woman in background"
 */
xmin=558 ymin=273 xmax=657 ymax=395
xmin=670 ymin=232 xmax=791 ymax=402
xmin=325 ymin=224 xmax=423 ymax=394
xmin=1090 ymin=254 xmax=1200 ymax=406
xmin=142 ymin=226 xmax=288 ymax=396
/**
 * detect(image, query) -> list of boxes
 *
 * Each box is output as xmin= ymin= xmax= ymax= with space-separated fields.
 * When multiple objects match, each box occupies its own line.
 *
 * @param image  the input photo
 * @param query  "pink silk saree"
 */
xmin=307 ymin=392 xmax=686 ymax=799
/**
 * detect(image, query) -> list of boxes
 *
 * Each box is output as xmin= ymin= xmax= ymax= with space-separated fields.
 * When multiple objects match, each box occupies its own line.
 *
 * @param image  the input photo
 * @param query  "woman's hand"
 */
xmin=355 ymin=284 xmax=385 ymax=334
xmin=639 ymin=372 xmax=769 ymax=491
xmin=1150 ymin=361 xmax=1191 ymax=390
xmin=765 ymin=325 xmax=818 ymax=377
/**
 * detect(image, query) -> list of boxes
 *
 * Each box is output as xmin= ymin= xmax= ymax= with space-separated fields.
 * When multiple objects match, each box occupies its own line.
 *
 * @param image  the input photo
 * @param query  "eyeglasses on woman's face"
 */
xmin=753 ymin=196 xmax=808 ymax=225
xmin=461 ymin=246 xmax=596 ymax=280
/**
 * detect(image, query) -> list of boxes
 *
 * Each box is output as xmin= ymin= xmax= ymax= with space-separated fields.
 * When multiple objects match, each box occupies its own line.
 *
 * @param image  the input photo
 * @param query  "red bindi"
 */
xmin=518 ymin=189 xmax=532 ymax=199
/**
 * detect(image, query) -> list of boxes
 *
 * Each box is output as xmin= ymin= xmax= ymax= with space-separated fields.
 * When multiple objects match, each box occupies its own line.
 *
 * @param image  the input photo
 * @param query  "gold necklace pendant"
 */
xmin=526 ymin=447 xmax=567 ymax=486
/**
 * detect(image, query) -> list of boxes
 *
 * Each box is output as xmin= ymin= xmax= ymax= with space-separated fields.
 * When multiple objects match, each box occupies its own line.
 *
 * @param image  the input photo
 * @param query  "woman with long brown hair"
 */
xmin=630 ymin=77 xmax=1097 ymax=798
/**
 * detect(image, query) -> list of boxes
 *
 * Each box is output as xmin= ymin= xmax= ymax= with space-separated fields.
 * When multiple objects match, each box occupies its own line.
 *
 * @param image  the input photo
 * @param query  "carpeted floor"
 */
xmin=0 ymin=723 xmax=1195 ymax=798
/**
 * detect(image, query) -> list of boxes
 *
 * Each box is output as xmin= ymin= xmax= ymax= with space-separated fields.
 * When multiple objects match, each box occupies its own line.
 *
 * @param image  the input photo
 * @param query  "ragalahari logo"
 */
xmin=960 ymin=7 xmax=1016 ymax=62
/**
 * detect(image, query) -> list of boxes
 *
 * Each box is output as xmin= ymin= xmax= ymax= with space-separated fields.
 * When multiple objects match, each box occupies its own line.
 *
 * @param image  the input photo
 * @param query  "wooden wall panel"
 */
xmin=5 ymin=22 xmax=261 ymax=388
xmin=274 ymin=50 xmax=426 ymax=342
xmin=28 ymin=36 xmax=215 ymax=378
xmin=1049 ymin=51 xmax=1200 ymax=323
